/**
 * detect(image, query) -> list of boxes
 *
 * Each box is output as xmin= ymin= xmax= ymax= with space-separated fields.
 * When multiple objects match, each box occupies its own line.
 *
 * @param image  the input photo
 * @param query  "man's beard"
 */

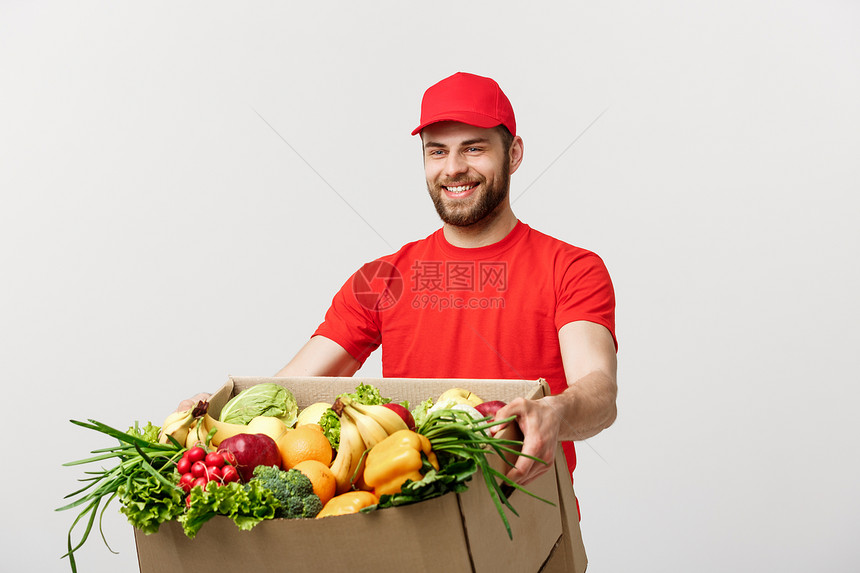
xmin=427 ymin=161 xmax=511 ymax=227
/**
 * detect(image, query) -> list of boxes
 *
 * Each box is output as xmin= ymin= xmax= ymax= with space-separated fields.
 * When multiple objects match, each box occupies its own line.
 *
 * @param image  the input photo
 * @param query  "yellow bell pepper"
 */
xmin=363 ymin=429 xmax=440 ymax=497
xmin=316 ymin=491 xmax=379 ymax=518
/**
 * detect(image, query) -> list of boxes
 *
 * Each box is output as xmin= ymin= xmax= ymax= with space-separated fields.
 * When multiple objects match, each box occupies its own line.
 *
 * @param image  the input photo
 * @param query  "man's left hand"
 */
xmin=494 ymin=396 xmax=562 ymax=485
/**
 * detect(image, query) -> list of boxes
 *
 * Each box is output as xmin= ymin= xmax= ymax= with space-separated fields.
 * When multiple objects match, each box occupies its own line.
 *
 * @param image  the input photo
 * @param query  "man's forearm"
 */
xmin=549 ymin=370 xmax=617 ymax=441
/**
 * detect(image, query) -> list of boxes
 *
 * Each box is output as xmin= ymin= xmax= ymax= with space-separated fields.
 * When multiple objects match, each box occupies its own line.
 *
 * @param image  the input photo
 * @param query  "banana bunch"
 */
xmin=158 ymin=407 xmax=198 ymax=445
xmin=158 ymin=402 xmax=251 ymax=448
xmin=329 ymin=397 xmax=409 ymax=494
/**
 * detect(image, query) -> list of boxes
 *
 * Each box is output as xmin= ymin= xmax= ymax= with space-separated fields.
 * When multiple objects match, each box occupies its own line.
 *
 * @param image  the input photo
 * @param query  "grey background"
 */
xmin=2 ymin=1 xmax=858 ymax=571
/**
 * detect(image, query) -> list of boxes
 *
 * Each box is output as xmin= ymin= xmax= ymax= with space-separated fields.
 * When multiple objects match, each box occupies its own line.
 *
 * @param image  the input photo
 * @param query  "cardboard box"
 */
xmin=134 ymin=377 xmax=588 ymax=572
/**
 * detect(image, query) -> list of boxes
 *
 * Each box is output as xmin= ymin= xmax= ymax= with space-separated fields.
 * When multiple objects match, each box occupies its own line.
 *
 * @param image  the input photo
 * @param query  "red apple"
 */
xmin=383 ymin=403 xmax=416 ymax=431
xmin=474 ymin=400 xmax=507 ymax=418
xmin=218 ymin=433 xmax=281 ymax=482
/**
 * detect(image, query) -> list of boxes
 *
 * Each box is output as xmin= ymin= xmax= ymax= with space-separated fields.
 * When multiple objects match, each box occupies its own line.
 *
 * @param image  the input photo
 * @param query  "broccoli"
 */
xmin=250 ymin=465 xmax=323 ymax=519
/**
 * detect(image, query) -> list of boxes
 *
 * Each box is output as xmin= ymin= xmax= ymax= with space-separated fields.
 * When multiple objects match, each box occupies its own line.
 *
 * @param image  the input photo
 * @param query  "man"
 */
xmin=272 ymin=72 xmax=618 ymax=486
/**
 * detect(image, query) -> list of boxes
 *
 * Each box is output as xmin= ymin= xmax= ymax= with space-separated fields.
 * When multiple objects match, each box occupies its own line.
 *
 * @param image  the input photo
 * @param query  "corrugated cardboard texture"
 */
xmin=135 ymin=377 xmax=588 ymax=573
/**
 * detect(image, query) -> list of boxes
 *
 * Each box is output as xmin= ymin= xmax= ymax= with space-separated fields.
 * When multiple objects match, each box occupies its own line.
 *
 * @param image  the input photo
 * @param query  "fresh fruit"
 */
xmin=247 ymin=416 xmax=290 ymax=442
xmin=335 ymin=396 xmax=409 ymax=444
xmin=343 ymin=407 xmax=388 ymax=450
xmin=158 ymin=408 xmax=196 ymax=445
xmin=218 ymin=433 xmax=282 ymax=482
xmin=437 ymin=387 xmax=484 ymax=407
xmin=329 ymin=411 xmax=365 ymax=494
xmin=382 ymin=403 xmax=416 ymax=431
xmin=277 ymin=424 xmax=333 ymax=469
xmin=474 ymin=400 xmax=506 ymax=418
xmin=200 ymin=413 xmax=250 ymax=447
xmin=295 ymin=402 xmax=332 ymax=427
xmin=292 ymin=460 xmax=337 ymax=506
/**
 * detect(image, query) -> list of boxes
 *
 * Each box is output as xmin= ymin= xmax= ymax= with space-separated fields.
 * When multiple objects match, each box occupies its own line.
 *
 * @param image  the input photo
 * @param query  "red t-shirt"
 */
xmin=313 ymin=220 xmax=616 ymax=478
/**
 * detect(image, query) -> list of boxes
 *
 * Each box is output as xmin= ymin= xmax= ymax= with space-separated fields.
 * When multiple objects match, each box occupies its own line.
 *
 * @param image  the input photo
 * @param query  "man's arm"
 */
xmin=274 ymin=335 xmax=362 ymax=377
xmin=495 ymin=320 xmax=618 ymax=485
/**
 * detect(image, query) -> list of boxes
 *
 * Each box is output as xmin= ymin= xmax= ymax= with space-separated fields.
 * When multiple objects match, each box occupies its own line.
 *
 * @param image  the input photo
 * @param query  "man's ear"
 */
xmin=509 ymin=136 xmax=524 ymax=175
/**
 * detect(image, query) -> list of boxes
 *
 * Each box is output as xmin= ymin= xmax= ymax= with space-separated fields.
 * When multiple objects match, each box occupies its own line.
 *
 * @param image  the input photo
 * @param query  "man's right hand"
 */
xmin=176 ymin=392 xmax=211 ymax=412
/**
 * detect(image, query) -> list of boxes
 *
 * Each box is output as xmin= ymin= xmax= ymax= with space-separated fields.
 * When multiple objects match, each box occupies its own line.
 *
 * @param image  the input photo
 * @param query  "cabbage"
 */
xmin=219 ymin=383 xmax=298 ymax=426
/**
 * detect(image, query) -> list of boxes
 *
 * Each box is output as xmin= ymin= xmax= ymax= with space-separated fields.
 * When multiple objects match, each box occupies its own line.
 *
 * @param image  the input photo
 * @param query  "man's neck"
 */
xmin=442 ymin=204 xmax=518 ymax=248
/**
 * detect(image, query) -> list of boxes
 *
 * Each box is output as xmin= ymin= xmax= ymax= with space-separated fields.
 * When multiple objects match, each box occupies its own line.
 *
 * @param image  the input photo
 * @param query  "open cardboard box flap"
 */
xmin=135 ymin=377 xmax=587 ymax=573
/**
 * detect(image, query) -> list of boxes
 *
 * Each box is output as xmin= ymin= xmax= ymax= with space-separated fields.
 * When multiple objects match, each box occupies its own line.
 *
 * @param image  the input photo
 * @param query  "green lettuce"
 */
xmin=219 ymin=383 xmax=298 ymax=426
xmin=178 ymin=480 xmax=279 ymax=538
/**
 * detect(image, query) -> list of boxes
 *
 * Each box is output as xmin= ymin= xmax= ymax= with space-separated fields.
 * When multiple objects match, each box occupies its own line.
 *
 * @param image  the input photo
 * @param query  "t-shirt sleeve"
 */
xmin=312 ymin=271 xmax=382 ymax=364
xmin=554 ymin=251 xmax=617 ymax=349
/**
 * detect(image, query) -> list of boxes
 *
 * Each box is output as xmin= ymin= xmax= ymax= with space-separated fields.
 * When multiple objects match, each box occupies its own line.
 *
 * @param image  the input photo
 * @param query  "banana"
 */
xmin=330 ymin=413 xmax=366 ymax=494
xmin=185 ymin=419 xmax=204 ymax=449
xmin=200 ymin=413 xmax=250 ymax=447
xmin=158 ymin=408 xmax=195 ymax=445
xmin=344 ymin=406 xmax=389 ymax=450
xmin=348 ymin=402 xmax=408 ymax=435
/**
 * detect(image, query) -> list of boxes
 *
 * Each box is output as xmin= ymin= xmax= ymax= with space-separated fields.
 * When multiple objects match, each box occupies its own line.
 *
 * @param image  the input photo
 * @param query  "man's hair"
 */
xmin=496 ymin=125 xmax=514 ymax=152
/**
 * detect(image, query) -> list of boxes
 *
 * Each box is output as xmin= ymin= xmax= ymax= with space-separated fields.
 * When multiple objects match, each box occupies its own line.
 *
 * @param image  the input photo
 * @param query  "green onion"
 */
xmin=418 ymin=409 xmax=553 ymax=539
xmin=57 ymin=419 xmax=184 ymax=573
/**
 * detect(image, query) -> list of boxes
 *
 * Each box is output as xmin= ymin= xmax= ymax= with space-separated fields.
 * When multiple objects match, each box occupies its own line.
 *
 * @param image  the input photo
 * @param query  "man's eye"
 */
xmin=465 ymin=147 xmax=481 ymax=153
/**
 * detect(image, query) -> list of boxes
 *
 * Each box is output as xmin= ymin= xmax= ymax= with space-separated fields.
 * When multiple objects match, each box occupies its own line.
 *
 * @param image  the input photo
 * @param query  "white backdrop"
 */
xmin=2 ymin=1 xmax=858 ymax=571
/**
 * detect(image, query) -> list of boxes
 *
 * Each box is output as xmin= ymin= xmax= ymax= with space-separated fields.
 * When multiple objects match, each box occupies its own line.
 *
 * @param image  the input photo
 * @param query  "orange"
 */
xmin=293 ymin=460 xmax=337 ymax=506
xmin=277 ymin=424 xmax=333 ymax=469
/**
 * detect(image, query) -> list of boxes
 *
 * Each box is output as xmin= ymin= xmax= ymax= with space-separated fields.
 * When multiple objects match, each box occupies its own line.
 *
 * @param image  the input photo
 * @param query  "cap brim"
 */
xmin=411 ymin=111 xmax=504 ymax=136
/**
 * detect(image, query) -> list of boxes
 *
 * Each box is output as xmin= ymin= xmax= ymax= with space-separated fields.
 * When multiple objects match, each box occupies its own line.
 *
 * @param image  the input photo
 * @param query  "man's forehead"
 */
xmin=420 ymin=121 xmax=501 ymax=146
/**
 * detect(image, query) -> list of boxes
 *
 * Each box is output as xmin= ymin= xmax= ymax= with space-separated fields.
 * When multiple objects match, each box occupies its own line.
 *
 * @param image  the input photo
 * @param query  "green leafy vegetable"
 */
xmin=219 ymin=383 xmax=298 ymax=426
xmin=127 ymin=421 xmax=161 ymax=443
xmin=320 ymin=383 xmax=391 ymax=449
xmin=410 ymin=398 xmax=434 ymax=428
xmin=117 ymin=473 xmax=184 ymax=534
xmin=178 ymin=480 xmax=279 ymax=538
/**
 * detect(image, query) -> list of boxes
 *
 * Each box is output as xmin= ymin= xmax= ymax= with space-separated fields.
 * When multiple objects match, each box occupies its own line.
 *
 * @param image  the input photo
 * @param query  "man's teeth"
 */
xmin=446 ymin=184 xmax=473 ymax=193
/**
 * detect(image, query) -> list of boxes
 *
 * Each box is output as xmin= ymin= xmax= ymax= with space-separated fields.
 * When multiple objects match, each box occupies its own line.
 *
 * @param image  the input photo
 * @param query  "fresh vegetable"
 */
xmin=319 ymin=383 xmax=390 ymax=449
xmin=250 ymin=465 xmax=323 ymax=519
xmin=414 ymin=408 xmax=553 ymax=538
xmin=316 ymin=491 xmax=379 ymax=518
xmin=410 ymin=398 xmax=434 ymax=427
xmin=219 ymin=383 xmax=298 ymax=426
xmin=175 ymin=446 xmax=239 ymax=494
xmin=178 ymin=480 xmax=279 ymax=538
xmin=58 ymin=419 xmax=184 ymax=573
xmin=218 ymin=433 xmax=282 ymax=482
xmin=363 ymin=429 xmax=440 ymax=496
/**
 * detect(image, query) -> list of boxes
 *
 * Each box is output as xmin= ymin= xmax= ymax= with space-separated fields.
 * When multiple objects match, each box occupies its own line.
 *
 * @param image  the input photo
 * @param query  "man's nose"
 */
xmin=443 ymin=153 xmax=468 ymax=179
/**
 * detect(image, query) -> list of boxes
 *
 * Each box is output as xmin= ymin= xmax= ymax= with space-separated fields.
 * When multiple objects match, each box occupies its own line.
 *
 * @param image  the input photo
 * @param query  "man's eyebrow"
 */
xmin=460 ymin=137 xmax=491 ymax=146
xmin=423 ymin=137 xmax=491 ymax=149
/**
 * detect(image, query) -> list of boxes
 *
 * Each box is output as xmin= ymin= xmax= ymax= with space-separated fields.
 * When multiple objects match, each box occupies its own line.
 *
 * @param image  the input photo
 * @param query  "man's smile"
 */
xmin=442 ymin=182 xmax=479 ymax=197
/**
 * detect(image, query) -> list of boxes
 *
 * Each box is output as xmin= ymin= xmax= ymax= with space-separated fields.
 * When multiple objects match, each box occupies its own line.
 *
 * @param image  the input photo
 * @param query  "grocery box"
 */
xmin=134 ymin=376 xmax=588 ymax=573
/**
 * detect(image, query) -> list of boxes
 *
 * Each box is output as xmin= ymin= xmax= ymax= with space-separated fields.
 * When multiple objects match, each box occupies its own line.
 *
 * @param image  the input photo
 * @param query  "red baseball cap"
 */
xmin=411 ymin=72 xmax=516 ymax=137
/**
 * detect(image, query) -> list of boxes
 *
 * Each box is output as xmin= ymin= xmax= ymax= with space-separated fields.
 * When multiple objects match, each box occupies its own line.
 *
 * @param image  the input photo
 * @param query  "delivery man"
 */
xmin=182 ymin=72 xmax=617 ymax=486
